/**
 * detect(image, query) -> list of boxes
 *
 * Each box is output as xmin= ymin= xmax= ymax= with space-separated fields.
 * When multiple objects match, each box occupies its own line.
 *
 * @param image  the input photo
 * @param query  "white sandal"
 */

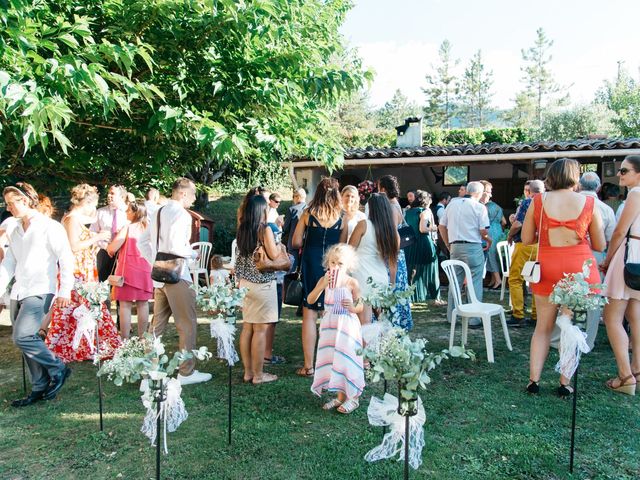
xmin=322 ymin=398 xmax=343 ymax=410
xmin=337 ymin=398 xmax=359 ymax=414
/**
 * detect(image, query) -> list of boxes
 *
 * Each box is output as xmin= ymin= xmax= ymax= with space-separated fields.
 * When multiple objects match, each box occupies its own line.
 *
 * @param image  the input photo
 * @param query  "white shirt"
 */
xmin=144 ymin=200 xmax=160 ymax=220
xmin=267 ymin=207 xmax=279 ymax=224
xmin=346 ymin=211 xmax=367 ymax=241
xmin=91 ymin=205 xmax=129 ymax=249
xmin=616 ymin=201 xmax=625 ymax=222
xmin=436 ymin=203 xmax=446 ymax=223
xmin=440 ymin=197 xmax=489 ymax=243
xmin=581 ymin=191 xmax=616 ymax=243
xmin=139 ymin=200 xmax=194 ymax=286
xmin=0 ymin=213 xmax=74 ymax=300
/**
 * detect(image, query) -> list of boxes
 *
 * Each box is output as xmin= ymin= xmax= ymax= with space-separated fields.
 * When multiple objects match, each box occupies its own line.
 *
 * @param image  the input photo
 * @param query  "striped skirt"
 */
xmin=311 ymin=311 xmax=365 ymax=400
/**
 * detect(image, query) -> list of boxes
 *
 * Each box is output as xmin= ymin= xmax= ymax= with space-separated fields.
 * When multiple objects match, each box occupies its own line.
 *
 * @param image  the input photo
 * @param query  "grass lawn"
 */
xmin=0 ymin=293 xmax=638 ymax=479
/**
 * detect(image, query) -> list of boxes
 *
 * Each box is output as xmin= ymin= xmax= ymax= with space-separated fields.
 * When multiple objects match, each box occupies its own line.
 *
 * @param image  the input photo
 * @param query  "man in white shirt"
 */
xmin=144 ymin=187 xmax=160 ymax=220
xmin=267 ymin=192 xmax=283 ymax=226
xmin=91 ymin=185 xmax=129 ymax=282
xmin=0 ymin=183 xmax=74 ymax=407
xmin=438 ymin=181 xmax=491 ymax=327
xmin=139 ymin=178 xmax=211 ymax=385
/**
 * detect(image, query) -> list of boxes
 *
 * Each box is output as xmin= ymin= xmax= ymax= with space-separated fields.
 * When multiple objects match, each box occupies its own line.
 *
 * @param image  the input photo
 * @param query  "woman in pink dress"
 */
xmin=602 ymin=155 xmax=640 ymax=395
xmin=46 ymin=184 xmax=122 ymax=362
xmin=107 ymin=198 xmax=153 ymax=338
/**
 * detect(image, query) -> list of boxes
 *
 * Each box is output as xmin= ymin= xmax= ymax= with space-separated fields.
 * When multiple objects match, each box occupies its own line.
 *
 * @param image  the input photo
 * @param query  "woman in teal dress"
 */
xmin=404 ymin=190 xmax=441 ymax=304
xmin=480 ymin=181 xmax=506 ymax=289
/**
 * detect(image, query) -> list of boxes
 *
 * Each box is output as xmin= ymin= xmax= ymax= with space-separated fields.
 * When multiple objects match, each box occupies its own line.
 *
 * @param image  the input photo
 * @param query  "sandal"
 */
xmin=526 ymin=379 xmax=540 ymax=394
xmin=252 ymin=373 xmax=278 ymax=385
xmin=557 ymin=384 xmax=574 ymax=398
xmin=296 ymin=367 xmax=315 ymax=377
xmin=606 ymin=374 xmax=636 ymax=396
xmin=337 ymin=398 xmax=359 ymax=414
xmin=264 ymin=355 xmax=286 ymax=365
xmin=322 ymin=398 xmax=343 ymax=410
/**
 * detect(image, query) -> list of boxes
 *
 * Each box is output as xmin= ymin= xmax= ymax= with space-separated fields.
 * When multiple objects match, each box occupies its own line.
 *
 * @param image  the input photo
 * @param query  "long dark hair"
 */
xmin=367 ymin=193 xmax=398 ymax=266
xmin=378 ymin=175 xmax=400 ymax=199
xmin=236 ymin=186 xmax=267 ymax=227
xmin=307 ymin=177 xmax=341 ymax=221
xmin=237 ymin=195 xmax=268 ymax=256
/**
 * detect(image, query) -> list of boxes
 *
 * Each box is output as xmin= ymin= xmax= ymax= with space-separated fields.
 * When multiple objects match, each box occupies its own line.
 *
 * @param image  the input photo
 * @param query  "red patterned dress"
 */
xmin=46 ymin=225 xmax=121 ymax=362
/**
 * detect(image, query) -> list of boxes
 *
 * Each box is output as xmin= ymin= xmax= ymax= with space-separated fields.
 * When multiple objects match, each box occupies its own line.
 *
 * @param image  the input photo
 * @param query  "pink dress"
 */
xmin=113 ymin=223 xmax=153 ymax=301
xmin=604 ymin=186 xmax=640 ymax=301
xmin=47 ymin=224 xmax=121 ymax=362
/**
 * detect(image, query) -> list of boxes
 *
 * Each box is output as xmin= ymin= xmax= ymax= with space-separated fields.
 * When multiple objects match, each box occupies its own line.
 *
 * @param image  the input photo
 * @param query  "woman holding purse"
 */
xmin=107 ymin=197 xmax=152 ymax=338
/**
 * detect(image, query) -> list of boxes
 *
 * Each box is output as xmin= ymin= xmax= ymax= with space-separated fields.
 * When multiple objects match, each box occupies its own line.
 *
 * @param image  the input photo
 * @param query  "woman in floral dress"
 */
xmin=46 ymin=184 xmax=122 ymax=362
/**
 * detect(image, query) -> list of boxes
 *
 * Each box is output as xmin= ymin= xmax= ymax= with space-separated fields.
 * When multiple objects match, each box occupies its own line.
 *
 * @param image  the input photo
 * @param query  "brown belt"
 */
xmin=630 ymin=234 xmax=640 ymax=241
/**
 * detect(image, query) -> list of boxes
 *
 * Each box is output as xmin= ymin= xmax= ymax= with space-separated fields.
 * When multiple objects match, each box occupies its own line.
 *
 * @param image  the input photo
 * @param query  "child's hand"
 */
xmin=341 ymin=297 xmax=355 ymax=312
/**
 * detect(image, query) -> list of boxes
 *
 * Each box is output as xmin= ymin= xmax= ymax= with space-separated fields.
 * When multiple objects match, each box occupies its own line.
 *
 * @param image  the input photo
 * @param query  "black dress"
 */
xmin=301 ymin=214 xmax=342 ymax=310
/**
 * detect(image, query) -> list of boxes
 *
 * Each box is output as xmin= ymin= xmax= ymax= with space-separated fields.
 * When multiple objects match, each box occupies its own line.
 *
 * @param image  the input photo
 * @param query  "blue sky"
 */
xmin=341 ymin=0 xmax=640 ymax=108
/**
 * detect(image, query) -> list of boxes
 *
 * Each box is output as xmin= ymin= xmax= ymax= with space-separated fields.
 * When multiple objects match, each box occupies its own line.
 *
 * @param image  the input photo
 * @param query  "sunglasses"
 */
xmin=618 ymin=168 xmax=634 ymax=175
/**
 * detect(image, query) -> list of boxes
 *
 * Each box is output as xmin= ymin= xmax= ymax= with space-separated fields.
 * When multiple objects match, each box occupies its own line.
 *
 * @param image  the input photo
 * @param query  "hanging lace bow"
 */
xmin=72 ymin=304 xmax=97 ymax=353
xmin=141 ymin=376 xmax=188 ymax=454
xmin=364 ymin=393 xmax=426 ymax=470
xmin=361 ymin=320 xmax=393 ymax=353
xmin=209 ymin=317 xmax=239 ymax=366
xmin=555 ymin=313 xmax=591 ymax=379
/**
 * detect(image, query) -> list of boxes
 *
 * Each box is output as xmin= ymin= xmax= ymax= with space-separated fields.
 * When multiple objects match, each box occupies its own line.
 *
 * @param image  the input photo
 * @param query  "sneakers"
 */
xmin=506 ymin=316 xmax=524 ymax=328
xmin=178 ymin=370 xmax=212 ymax=385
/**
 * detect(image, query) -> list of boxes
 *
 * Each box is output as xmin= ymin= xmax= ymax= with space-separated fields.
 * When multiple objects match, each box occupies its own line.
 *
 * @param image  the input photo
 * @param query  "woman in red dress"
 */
xmin=107 ymin=197 xmax=153 ymax=338
xmin=521 ymin=159 xmax=605 ymax=396
xmin=46 ymin=184 xmax=122 ymax=362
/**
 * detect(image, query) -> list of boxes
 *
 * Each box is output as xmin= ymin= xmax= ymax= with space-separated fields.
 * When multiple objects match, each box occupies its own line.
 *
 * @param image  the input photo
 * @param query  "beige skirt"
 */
xmin=239 ymin=279 xmax=278 ymax=324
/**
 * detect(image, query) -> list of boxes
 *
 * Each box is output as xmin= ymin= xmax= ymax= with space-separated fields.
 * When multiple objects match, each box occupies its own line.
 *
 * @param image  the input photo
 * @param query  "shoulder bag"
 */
xmin=283 ymin=221 xmax=307 ymax=306
xmin=107 ymin=227 xmax=129 ymax=287
xmin=150 ymin=207 xmax=185 ymax=284
xmin=253 ymin=225 xmax=292 ymax=273
xmin=521 ymin=194 xmax=545 ymax=284
xmin=623 ymin=229 xmax=640 ymax=290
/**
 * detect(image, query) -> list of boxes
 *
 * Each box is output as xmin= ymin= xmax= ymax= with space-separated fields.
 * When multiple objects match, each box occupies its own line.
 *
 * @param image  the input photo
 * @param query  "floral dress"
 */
xmin=46 ymin=224 xmax=121 ymax=362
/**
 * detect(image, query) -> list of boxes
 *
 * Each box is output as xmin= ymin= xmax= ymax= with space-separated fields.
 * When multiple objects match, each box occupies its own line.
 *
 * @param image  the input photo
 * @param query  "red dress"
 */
xmin=112 ymin=224 xmax=153 ymax=302
xmin=531 ymin=194 xmax=600 ymax=296
xmin=46 ymin=225 xmax=122 ymax=362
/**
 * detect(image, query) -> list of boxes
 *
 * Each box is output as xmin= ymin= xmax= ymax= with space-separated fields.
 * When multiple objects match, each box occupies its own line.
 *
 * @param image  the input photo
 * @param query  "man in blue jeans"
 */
xmin=0 ymin=183 xmax=74 ymax=407
xmin=438 ymin=182 xmax=491 ymax=328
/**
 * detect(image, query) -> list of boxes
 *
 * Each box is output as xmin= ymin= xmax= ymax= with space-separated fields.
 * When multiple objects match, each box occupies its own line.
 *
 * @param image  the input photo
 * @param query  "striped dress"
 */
xmin=311 ymin=287 xmax=365 ymax=400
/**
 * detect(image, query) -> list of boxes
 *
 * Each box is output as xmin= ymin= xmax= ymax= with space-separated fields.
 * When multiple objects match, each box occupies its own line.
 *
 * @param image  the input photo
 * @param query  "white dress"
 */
xmin=346 ymin=211 xmax=367 ymax=242
xmin=351 ymin=220 xmax=389 ymax=297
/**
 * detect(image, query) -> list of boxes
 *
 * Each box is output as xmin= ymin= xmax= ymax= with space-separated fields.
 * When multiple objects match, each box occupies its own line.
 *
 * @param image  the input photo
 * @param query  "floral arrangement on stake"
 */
xmin=73 ymin=280 xmax=113 ymax=359
xmin=362 ymin=278 xmax=415 ymax=325
xmin=549 ymin=259 xmax=607 ymax=378
xmin=357 ymin=180 xmax=377 ymax=204
xmin=76 ymin=280 xmax=111 ymax=306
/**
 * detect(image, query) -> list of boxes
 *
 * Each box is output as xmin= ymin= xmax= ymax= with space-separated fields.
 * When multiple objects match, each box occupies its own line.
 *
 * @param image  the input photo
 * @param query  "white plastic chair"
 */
xmin=441 ymin=259 xmax=512 ymax=363
xmin=496 ymin=241 xmax=514 ymax=306
xmin=190 ymin=241 xmax=213 ymax=287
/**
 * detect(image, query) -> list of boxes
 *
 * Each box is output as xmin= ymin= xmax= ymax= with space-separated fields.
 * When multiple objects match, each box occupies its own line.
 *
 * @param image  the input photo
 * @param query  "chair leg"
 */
xmin=205 ymin=271 xmax=211 ymax=288
xmin=499 ymin=310 xmax=513 ymax=351
xmin=500 ymin=277 xmax=506 ymax=301
xmin=461 ymin=316 xmax=468 ymax=346
xmin=482 ymin=314 xmax=494 ymax=363
xmin=449 ymin=312 xmax=457 ymax=350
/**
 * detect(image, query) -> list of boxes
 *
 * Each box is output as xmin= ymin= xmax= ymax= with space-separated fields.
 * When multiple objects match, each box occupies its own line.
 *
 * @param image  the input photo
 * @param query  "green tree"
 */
xmin=422 ymin=39 xmax=458 ymax=128
xmin=331 ymin=90 xmax=394 ymax=148
xmin=375 ymin=89 xmax=419 ymax=130
xmin=537 ymin=104 xmax=618 ymax=141
xmin=458 ymin=50 xmax=493 ymax=128
xmin=595 ymin=67 xmax=640 ymax=137
xmin=509 ymin=28 xmax=565 ymax=129
xmin=0 ymin=0 xmax=371 ymax=195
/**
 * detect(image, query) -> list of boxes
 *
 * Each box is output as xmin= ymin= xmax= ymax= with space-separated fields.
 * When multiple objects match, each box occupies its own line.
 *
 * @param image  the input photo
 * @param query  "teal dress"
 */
xmin=404 ymin=208 xmax=440 ymax=303
xmin=485 ymin=201 xmax=504 ymax=273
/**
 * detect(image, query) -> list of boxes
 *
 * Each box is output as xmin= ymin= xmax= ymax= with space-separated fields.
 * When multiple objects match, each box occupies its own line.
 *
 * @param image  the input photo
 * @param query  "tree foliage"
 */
xmin=596 ymin=68 xmax=640 ymax=137
xmin=374 ymin=89 xmax=419 ymax=130
xmin=458 ymin=50 xmax=493 ymax=128
xmin=0 ymin=0 xmax=371 ymax=193
xmin=422 ymin=39 xmax=458 ymax=128
xmin=537 ymin=104 xmax=618 ymax=141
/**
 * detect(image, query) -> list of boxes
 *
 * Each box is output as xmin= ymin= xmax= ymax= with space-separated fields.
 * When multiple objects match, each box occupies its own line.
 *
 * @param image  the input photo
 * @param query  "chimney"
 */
xmin=395 ymin=117 xmax=423 ymax=148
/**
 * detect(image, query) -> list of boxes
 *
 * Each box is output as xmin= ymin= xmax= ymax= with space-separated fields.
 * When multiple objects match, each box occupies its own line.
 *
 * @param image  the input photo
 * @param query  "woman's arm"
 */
xmin=603 ymin=190 xmax=640 ymax=269
xmin=587 ymin=208 xmax=606 ymax=252
xmin=347 ymin=220 xmax=366 ymax=248
xmin=339 ymin=217 xmax=350 ymax=243
xmin=307 ymin=272 xmax=329 ymax=305
xmin=291 ymin=211 xmax=308 ymax=249
xmin=389 ymin=232 xmax=400 ymax=285
xmin=106 ymin=226 xmax=127 ymax=257
xmin=65 ymin=216 xmax=109 ymax=253
xmin=419 ymin=209 xmax=435 ymax=234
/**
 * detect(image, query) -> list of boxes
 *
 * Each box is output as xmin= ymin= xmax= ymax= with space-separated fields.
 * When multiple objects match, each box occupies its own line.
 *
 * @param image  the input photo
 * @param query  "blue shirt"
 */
xmin=513 ymin=198 xmax=532 ymax=243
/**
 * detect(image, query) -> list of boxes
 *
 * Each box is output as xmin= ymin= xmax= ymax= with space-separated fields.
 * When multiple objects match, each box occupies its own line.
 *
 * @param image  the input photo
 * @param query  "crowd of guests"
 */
xmin=1 ymin=155 xmax=639 ymax=412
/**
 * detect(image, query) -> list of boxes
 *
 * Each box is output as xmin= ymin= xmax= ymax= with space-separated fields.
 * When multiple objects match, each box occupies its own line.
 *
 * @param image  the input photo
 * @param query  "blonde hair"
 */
xmin=3 ymin=182 xmax=39 ymax=208
xmin=322 ymin=243 xmax=358 ymax=271
xmin=70 ymin=184 xmax=99 ymax=206
xmin=210 ymin=254 xmax=224 ymax=270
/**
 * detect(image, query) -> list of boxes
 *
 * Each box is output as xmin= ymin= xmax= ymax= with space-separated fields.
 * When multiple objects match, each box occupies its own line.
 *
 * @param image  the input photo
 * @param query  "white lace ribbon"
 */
xmin=72 ymin=304 xmax=97 ymax=353
xmin=209 ymin=317 xmax=239 ymax=366
xmin=361 ymin=320 xmax=393 ymax=351
xmin=141 ymin=376 xmax=188 ymax=454
xmin=364 ymin=393 xmax=426 ymax=470
xmin=555 ymin=313 xmax=591 ymax=379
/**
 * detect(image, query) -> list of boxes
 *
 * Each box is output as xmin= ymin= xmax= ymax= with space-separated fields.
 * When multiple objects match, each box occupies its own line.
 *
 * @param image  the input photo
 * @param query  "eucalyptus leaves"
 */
xmin=75 ymin=280 xmax=111 ymax=307
xmin=549 ymin=259 xmax=608 ymax=315
xmin=195 ymin=283 xmax=248 ymax=320
xmin=362 ymin=279 xmax=415 ymax=325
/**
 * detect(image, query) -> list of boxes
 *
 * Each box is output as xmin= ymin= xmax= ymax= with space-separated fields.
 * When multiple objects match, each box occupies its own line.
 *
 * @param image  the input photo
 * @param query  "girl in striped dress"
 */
xmin=309 ymin=244 xmax=365 ymax=414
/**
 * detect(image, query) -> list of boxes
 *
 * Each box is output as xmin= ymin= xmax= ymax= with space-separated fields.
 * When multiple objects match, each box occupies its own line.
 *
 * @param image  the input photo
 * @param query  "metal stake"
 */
xmin=382 ymin=379 xmax=388 ymax=438
xmin=569 ymin=364 xmax=579 ymax=473
xmin=156 ymin=379 xmax=163 ymax=480
xmin=96 ymin=329 xmax=104 ymax=432
xmin=404 ymin=413 xmax=410 ymax=480
xmin=228 ymin=364 xmax=232 ymax=445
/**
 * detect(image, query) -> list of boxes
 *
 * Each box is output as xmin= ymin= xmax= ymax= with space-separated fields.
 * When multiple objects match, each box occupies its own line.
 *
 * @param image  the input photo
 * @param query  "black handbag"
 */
xmin=623 ymin=229 xmax=640 ymax=290
xmin=150 ymin=207 xmax=185 ymax=284
xmin=398 ymin=224 xmax=416 ymax=249
xmin=283 ymin=222 xmax=308 ymax=306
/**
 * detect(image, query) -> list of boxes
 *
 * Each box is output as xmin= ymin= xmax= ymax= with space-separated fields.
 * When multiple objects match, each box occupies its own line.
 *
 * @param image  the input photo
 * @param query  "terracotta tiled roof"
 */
xmin=337 ymin=138 xmax=640 ymax=161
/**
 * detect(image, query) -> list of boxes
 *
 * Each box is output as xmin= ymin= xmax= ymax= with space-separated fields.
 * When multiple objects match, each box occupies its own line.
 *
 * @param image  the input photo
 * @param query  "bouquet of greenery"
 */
xmin=362 ymin=278 xmax=415 ymax=324
xmin=549 ymin=259 xmax=608 ymax=316
xmin=75 ymin=280 xmax=111 ymax=306
xmin=195 ymin=282 xmax=247 ymax=321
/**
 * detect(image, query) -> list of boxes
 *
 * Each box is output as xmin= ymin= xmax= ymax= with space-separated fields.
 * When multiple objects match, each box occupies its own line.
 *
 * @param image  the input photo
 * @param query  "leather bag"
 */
xmin=521 ymin=194 xmax=546 ymax=284
xmin=108 ymin=227 xmax=128 ymax=287
xmin=398 ymin=224 xmax=416 ymax=249
xmin=150 ymin=207 xmax=185 ymax=284
xmin=253 ymin=226 xmax=292 ymax=273
xmin=624 ymin=230 xmax=640 ymax=290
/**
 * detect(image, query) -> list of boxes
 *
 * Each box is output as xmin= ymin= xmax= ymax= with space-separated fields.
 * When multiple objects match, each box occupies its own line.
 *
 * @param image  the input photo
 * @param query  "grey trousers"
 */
xmin=447 ymin=243 xmax=485 ymax=323
xmin=10 ymin=295 xmax=65 ymax=392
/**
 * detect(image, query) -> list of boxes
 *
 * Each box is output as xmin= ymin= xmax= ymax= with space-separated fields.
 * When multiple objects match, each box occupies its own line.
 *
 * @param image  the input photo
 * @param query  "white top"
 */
xmin=0 ymin=216 xmax=19 ymax=238
xmin=91 ymin=205 xmax=129 ymax=249
xmin=144 ymin=200 xmax=160 ymax=220
xmin=139 ymin=200 xmax=194 ymax=286
xmin=436 ymin=203 xmax=446 ymax=223
xmin=209 ymin=268 xmax=231 ymax=285
xmin=440 ymin=197 xmax=489 ymax=243
xmin=616 ymin=201 xmax=625 ymax=222
xmin=581 ymin=191 xmax=616 ymax=243
xmin=345 ymin=211 xmax=367 ymax=241
xmin=0 ymin=212 xmax=74 ymax=300
xmin=351 ymin=219 xmax=389 ymax=297
xmin=267 ymin=207 xmax=279 ymax=224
